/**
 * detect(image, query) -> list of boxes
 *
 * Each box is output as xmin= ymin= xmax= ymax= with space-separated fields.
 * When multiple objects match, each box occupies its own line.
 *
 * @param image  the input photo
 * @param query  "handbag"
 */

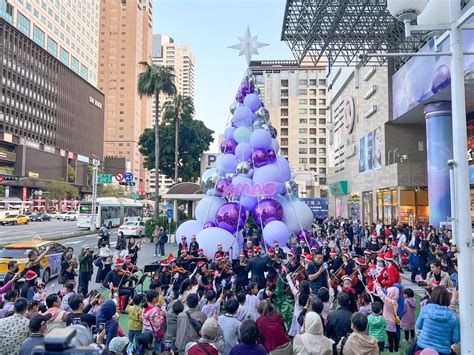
xmin=392 ymin=302 xmax=401 ymax=326
xmin=186 ymin=311 xmax=203 ymax=336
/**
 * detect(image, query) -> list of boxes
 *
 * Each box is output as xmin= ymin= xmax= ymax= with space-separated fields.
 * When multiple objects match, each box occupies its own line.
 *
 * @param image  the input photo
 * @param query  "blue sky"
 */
xmin=152 ymin=0 xmax=293 ymax=150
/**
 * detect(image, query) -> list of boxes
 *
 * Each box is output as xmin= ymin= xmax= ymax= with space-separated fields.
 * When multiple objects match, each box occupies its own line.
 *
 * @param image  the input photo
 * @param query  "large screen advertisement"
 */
xmin=359 ymin=127 xmax=382 ymax=173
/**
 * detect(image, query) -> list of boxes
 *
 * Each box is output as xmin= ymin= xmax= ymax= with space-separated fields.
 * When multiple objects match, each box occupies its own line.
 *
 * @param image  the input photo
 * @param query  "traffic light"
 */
xmin=2 ymin=176 xmax=19 ymax=181
xmin=119 ymin=181 xmax=135 ymax=186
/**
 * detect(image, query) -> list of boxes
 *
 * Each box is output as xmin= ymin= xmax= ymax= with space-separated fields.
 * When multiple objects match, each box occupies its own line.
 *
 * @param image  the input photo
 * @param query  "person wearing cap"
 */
xmin=177 ymin=236 xmax=187 ymax=259
xmin=248 ymin=246 xmax=267 ymax=290
xmin=157 ymin=259 xmax=172 ymax=293
xmin=0 ymin=297 xmax=29 ymax=354
xmin=185 ymin=317 xmax=224 ymax=355
xmin=380 ymin=249 xmax=401 ymax=289
xmin=108 ymin=336 xmax=130 ymax=355
xmin=243 ymin=240 xmax=253 ymax=258
xmin=19 ymin=313 xmax=52 ymax=355
xmin=214 ymin=243 xmax=224 ymax=261
xmin=178 ymin=247 xmax=192 ymax=272
xmin=327 ymin=248 xmax=342 ymax=274
xmin=20 ymin=270 xmax=38 ymax=301
xmin=296 ymin=239 xmax=310 ymax=259
xmin=265 ymin=248 xmax=282 ymax=286
xmin=273 ymin=240 xmax=286 ymax=260
xmin=188 ymin=235 xmax=199 ymax=257
xmin=306 ymin=251 xmax=329 ymax=294
xmin=341 ymin=252 xmax=355 ymax=276
xmin=103 ymin=258 xmax=137 ymax=307
xmin=78 ymin=245 xmax=94 ymax=297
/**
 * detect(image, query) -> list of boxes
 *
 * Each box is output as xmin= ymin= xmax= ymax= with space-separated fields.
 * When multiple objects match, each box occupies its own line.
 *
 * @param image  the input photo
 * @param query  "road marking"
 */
xmin=63 ymin=240 xmax=84 ymax=245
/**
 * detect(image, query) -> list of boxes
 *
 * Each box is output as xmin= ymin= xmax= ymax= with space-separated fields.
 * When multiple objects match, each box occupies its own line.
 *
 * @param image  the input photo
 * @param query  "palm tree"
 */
xmin=137 ymin=62 xmax=176 ymax=218
xmin=163 ymin=94 xmax=195 ymax=183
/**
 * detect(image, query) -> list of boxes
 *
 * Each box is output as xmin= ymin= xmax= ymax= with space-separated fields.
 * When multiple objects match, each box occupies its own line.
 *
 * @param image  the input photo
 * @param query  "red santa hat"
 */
xmin=181 ymin=246 xmax=187 ymax=252
xmin=377 ymin=252 xmax=385 ymax=261
xmin=239 ymin=252 xmax=245 ymax=258
xmin=273 ymin=240 xmax=279 ymax=246
xmin=364 ymin=248 xmax=371 ymax=255
xmin=168 ymin=253 xmax=176 ymax=263
xmin=115 ymin=258 xmax=124 ymax=266
xmin=215 ymin=253 xmax=223 ymax=261
xmin=356 ymin=257 xmax=366 ymax=266
xmin=25 ymin=270 xmax=38 ymax=281
xmin=310 ymin=245 xmax=317 ymax=251
xmin=288 ymin=248 xmax=295 ymax=256
xmin=384 ymin=249 xmax=394 ymax=261
xmin=160 ymin=259 xmax=169 ymax=267
xmin=304 ymin=254 xmax=314 ymax=262
xmin=197 ymin=248 xmax=204 ymax=253
xmin=254 ymin=246 xmax=262 ymax=253
xmin=330 ymin=248 xmax=337 ymax=255
xmin=196 ymin=261 xmax=205 ymax=268
xmin=342 ymin=275 xmax=352 ymax=283
xmin=124 ymin=255 xmax=132 ymax=262
xmin=342 ymin=253 xmax=351 ymax=260
xmin=268 ymin=248 xmax=274 ymax=255
xmin=341 ymin=244 xmax=349 ymax=251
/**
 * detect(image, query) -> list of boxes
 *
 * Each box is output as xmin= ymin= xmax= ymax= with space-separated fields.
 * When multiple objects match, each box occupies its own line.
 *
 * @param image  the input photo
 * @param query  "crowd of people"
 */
xmin=0 ymin=217 xmax=462 ymax=355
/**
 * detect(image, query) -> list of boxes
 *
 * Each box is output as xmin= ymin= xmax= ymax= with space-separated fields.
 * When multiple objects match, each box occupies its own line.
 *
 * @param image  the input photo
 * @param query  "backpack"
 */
xmin=186 ymin=311 xmax=203 ymax=336
xmin=336 ymin=335 xmax=348 ymax=355
xmin=187 ymin=341 xmax=218 ymax=355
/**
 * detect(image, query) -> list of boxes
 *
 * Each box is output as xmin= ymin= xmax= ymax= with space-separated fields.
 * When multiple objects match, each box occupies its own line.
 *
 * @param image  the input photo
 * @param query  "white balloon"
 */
xmin=282 ymin=200 xmax=314 ymax=233
xmin=196 ymin=227 xmax=236 ymax=259
xmin=195 ymin=196 xmax=227 ymax=223
xmin=175 ymin=220 xmax=202 ymax=246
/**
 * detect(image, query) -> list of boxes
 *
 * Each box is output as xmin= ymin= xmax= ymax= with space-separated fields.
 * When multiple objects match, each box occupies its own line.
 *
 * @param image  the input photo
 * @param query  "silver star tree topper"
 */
xmin=229 ymin=27 xmax=269 ymax=64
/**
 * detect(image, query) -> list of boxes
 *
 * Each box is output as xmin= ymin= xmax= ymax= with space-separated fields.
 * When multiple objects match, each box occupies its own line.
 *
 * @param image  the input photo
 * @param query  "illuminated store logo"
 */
xmin=89 ymin=96 xmax=103 ymax=109
xmin=343 ymin=96 xmax=355 ymax=134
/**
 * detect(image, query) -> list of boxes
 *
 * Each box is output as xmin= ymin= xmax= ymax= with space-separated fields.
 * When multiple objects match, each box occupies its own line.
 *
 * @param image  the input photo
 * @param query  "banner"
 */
xmin=302 ymin=198 xmax=328 ymax=218
xmin=359 ymin=126 xmax=382 ymax=173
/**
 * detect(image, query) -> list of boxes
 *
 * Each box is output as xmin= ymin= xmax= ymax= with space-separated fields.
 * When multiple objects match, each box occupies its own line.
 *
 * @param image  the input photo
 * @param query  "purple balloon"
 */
xmin=272 ymin=156 xmax=291 ymax=181
xmin=220 ymin=138 xmax=237 ymax=154
xmin=218 ymin=154 xmax=238 ymax=174
xmin=250 ymin=129 xmax=272 ymax=150
xmin=297 ymin=229 xmax=312 ymax=242
xmin=243 ymin=93 xmax=262 ymax=113
xmin=240 ymin=194 xmax=258 ymax=210
xmin=252 ymin=148 xmax=269 ymax=168
xmin=241 ymin=81 xmax=255 ymax=95
xmin=253 ymin=198 xmax=283 ymax=226
xmin=232 ymin=106 xmax=254 ymax=128
xmin=269 ymin=126 xmax=278 ymax=139
xmin=235 ymin=90 xmax=245 ymax=103
xmin=224 ymin=126 xmax=236 ymax=140
xmin=216 ymin=178 xmax=231 ymax=196
xmin=235 ymin=142 xmax=252 ymax=161
xmin=216 ymin=202 xmax=247 ymax=233
xmin=263 ymin=220 xmax=290 ymax=247
xmin=203 ymin=221 xmax=216 ymax=229
xmin=267 ymin=149 xmax=276 ymax=163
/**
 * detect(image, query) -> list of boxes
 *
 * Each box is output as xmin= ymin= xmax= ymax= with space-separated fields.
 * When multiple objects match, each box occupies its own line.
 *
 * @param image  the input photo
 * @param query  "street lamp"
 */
xmin=387 ymin=1 xmax=473 ymax=353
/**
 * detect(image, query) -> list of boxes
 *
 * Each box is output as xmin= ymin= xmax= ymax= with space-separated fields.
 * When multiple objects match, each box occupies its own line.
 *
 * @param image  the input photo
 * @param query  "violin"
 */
xmin=117 ymin=269 xmax=138 ymax=281
xmin=330 ymin=265 xmax=347 ymax=289
xmin=172 ymin=265 xmax=188 ymax=274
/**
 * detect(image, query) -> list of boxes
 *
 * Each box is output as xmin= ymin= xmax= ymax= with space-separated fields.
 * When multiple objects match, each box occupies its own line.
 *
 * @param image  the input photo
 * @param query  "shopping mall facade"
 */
xmin=282 ymin=0 xmax=474 ymax=228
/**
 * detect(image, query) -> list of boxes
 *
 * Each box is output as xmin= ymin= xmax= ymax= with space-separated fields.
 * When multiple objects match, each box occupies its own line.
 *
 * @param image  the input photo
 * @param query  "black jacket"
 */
xmin=325 ymin=307 xmax=352 ymax=343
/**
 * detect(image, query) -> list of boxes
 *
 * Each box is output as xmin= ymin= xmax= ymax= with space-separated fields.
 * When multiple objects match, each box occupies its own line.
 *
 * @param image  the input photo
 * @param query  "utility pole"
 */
xmin=90 ymin=159 xmax=99 ymax=232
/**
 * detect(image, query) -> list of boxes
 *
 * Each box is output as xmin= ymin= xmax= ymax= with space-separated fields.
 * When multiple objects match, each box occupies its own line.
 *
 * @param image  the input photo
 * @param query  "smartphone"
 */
xmin=98 ymin=322 xmax=105 ymax=333
xmin=72 ymin=318 xmax=81 ymax=325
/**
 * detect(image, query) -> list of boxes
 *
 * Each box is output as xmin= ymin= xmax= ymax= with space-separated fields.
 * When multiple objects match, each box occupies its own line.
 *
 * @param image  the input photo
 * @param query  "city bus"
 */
xmin=77 ymin=197 xmax=143 ymax=229
xmin=0 ymin=198 xmax=25 ymax=218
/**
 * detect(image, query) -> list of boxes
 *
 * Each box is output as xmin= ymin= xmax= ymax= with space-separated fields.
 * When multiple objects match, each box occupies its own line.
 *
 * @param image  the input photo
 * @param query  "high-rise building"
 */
xmin=98 ymin=0 xmax=152 ymax=194
xmin=0 ymin=0 xmax=100 ymax=85
xmin=149 ymin=34 xmax=195 ymax=194
xmin=249 ymin=59 xmax=328 ymax=198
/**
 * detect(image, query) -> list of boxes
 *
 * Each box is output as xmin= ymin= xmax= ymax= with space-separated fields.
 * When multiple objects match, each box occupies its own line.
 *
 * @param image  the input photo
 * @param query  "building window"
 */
xmin=60 ymin=47 xmax=69 ymax=65
xmin=281 ymin=108 xmax=288 ymax=116
xmin=281 ymin=128 xmax=288 ymax=136
xmin=310 ymin=128 xmax=317 ymax=135
xmin=299 ymin=128 xmax=307 ymax=134
xmin=299 ymin=99 xmax=307 ymax=104
xmin=299 ymin=138 xmax=307 ymax=144
xmin=299 ymin=89 xmax=307 ymax=95
xmin=17 ymin=12 xmax=31 ymax=36
xmin=309 ymin=79 xmax=317 ymax=85
xmin=299 ymin=158 xmax=308 ymax=164
xmin=309 ymin=118 xmax=317 ymax=125
xmin=299 ymin=148 xmax=307 ymax=154
xmin=319 ymin=168 xmax=327 ymax=174
xmin=281 ymin=138 xmax=288 ymax=146
xmin=309 ymin=109 xmax=317 ymax=115
xmin=319 ymin=89 xmax=326 ymax=95
xmin=298 ymin=109 xmax=307 ymax=115
xmin=281 ymin=148 xmax=288 ymax=155
xmin=319 ymin=108 xmax=326 ymax=115
xmin=319 ymin=79 xmax=326 ymax=85
xmin=80 ymin=65 xmax=89 ymax=80
xmin=33 ymin=26 xmax=45 ymax=47
xmin=319 ymin=148 xmax=326 ymax=154
xmin=309 ymin=99 xmax=317 ymax=105
xmin=310 ymin=148 xmax=317 ymax=154
xmin=309 ymin=89 xmax=317 ymax=95
xmin=319 ymin=99 xmax=326 ymax=105
xmin=281 ymin=119 xmax=288 ymax=126
xmin=319 ymin=118 xmax=326 ymax=125
xmin=309 ymin=158 xmax=317 ymax=164
xmin=281 ymin=79 xmax=288 ymax=87
xmin=71 ymin=57 xmax=79 ymax=73
xmin=299 ymin=79 xmax=308 ymax=86
xmin=319 ymin=138 xmax=326 ymax=145
xmin=47 ymin=37 xmax=58 ymax=57
xmin=0 ymin=1 xmax=13 ymax=23
xmin=281 ymin=89 xmax=288 ymax=96
xmin=299 ymin=119 xmax=307 ymax=124
xmin=309 ymin=138 xmax=317 ymax=145
xmin=281 ymin=99 xmax=288 ymax=106
xmin=319 ymin=158 xmax=327 ymax=164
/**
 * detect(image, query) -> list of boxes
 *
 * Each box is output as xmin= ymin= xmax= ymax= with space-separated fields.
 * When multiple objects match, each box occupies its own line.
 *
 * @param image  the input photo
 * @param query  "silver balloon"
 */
xmin=225 ymin=172 xmax=237 ymax=180
xmin=253 ymin=119 xmax=267 ymax=130
xmin=256 ymin=107 xmax=270 ymax=120
xmin=285 ymin=180 xmax=299 ymax=196
xmin=201 ymin=168 xmax=222 ymax=193
xmin=236 ymin=161 xmax=253 ymax=175
xmin=254 ymin=88 xmax=261 ymax=95
xmin=230 ymin=101 xmax=240 ymax=115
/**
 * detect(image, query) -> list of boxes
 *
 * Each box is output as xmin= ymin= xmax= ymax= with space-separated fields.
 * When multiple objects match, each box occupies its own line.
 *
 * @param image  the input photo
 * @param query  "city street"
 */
xmin=0 ymin=219 xmax=85 ymax=244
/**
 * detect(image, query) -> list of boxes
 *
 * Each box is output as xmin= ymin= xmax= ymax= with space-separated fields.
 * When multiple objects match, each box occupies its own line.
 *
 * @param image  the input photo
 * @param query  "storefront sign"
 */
xmin=60 ymin=149 xmax=66 ymax=157
xmin=77 ymin=154 xmax=89 ymax=163
xmin=44 ymin=145 xmax=55 ymax=154
xmin=302 ymin=198 xmax=328 ymax=218
xmin=20 ymin=138 xmax=40 ymax=150
xmin=89 ymin=96 xmax=103 ymax=109
xmin=2 ymin=133 xmax=12 ymax=143
xmin=28 ymin=172 xmax=39 ymax=179
xmin=329 ymin=181 xmax=349 ymax=196
xmin=200 ymin=153 xmax=218 ymax=176
xmin=68 ymin=152 xmax=75 ymax=160
xmin=343 ymin=96 xmax=355 ymax=134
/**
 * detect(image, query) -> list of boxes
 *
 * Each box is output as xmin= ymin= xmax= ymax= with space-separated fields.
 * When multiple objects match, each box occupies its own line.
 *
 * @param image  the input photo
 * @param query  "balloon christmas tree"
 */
xmin=175 ymin=73 xmax=315 ymax=259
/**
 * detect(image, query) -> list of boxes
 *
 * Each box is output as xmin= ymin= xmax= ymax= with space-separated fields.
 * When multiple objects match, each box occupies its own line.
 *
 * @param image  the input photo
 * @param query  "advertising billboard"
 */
xmin=302 ymin=198 xmax=328 ymax=218
xmin=359 ymin=127 xmax=382 ymax=173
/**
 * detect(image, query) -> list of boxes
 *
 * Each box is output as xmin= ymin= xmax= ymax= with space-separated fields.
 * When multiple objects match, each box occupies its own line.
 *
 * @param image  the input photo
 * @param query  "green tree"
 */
xmin=163 ymin=95 xmax=195 ymax=183
xmin=44 ymin=181 xmax=80 ymax=200
xmin=97 ymin=185 xmax=126 ymax=198
xmin=139 ymin=118 xmax=214 ymax=182
xmin=67 ymin=165 xmax=75 ymax=183
xmin=137 ymin=62 xmax=176 ymax=217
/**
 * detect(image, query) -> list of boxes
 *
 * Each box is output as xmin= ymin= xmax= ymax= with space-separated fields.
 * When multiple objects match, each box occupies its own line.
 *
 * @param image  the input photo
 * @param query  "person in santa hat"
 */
xmin=367 ymin=233 xmax=380 ymax=253
xmin=20 ymin=270 xmax=38 ymax=301
xmin=214 ymin=243 xmax=224 ymax=261
xmin=341 ymin=252 xmax=355 ymax=276
xmin=381 ymin=249 xmax=401 ymax=289
xmin=327 ymin=247 xmax=342 ymax=274
xmin=285 ymin=248 xmax=300 ymax=273
xmin=177 ymin=247 xmax=191 ymax=272
xmin=248 ymin=246 xmax=267 ymax=289
xmin=366 ymin=253 xmax=387 ymax=292
xmin=305 ymin=251 xmax=328 ymax=294
xmin=265 ymin=247 xmax=282 ymax=286
xmin=103 ymin=258 xmax=136 ymax=306
xmin=341 ymin=275 xmax=358 ymax=313
xmin=243 ymin=239 xmax=253 ymax=258
xmin=295 ymin=238 xmax=310 ymax=259
xmin=321 ymin=240 xmax=331 ymax=262
xmin=177 ymin=236 xmax=187 ymax=259
xmin=188 ymin=235 xmax=199 ymax=257
xmin=232 ymin=252 xmax=249 ymax=292
xmin=272 ymin=240 xmax=286 ymax=260
xmin=157 ymin=259 xmax=172 ymax=292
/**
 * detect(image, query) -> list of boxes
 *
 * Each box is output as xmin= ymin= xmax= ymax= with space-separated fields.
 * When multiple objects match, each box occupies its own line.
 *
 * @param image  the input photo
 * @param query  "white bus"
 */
xmin=77 ymin=198 xmax=144 ymax=229
xmin=0 ymin=198 xmax=24 ymax=219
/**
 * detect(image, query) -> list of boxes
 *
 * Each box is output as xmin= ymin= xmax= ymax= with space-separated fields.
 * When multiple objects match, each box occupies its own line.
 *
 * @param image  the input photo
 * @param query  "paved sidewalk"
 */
xmin=399 ymin=271 xmax=426 ymax=297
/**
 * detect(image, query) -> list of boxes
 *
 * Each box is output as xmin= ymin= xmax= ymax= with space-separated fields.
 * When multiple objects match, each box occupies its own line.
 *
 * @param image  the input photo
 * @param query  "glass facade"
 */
xmin=80 ymin=64 xmax=88 ymax=81
xmin=47 ymin=37 xmax=57 ymax=57
xmin=0 ymin=0 xmax=13 ymax=23
xmin=17 ymin=12 xmax=30 ymax=36
xmin=60 ymin=47 xmax=69 ymax=66
xmin=33 ymin=26 xmax=44 ymax=47
xmin=71 ymin=56 xmax=79 ymax=74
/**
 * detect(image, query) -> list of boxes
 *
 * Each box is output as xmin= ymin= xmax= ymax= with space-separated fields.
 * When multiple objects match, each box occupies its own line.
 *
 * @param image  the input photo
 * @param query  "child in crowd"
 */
xmin=358 ymin=292 xmax=373 ymax=316
xmin=201 ymin=290 xmax=222 ymax=318
xmin=367 ymin=301 xmax=387 ymax=353
xmin=218 ymin=299 xmax=241 ymax=355
xmin=401 ymin=288 xmax=416 ymax=343
xmin=165 ymin=300 xmax=184 ymax=351
xmin=246 ymin=283 xmax=260 ymax=320
xmin=375 ymin=282 xmax=400 ymax=353
xmin=60 ymin=280 xmax=76 ymax=312
xmin=341 ymin=276 xmax=358 ymax=313
xmin=126 ymin=293 xmax=144 ymax=346
xmin=235 ymin=292 xmax=251 ymax=321
xmin=317 ymin=287 xmax=333 ymax=323
xmin=286 ymin=275 xmax=310 ymax=337
xmin=342 ymin=312 xmax=379 ymax=355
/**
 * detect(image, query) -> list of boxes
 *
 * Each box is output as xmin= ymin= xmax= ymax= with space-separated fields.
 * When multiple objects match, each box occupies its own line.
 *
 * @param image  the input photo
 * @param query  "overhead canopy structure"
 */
xmin=281 ymin=0 xmax=429 ymax=68
xmin=163 ymin=182 xmax=205 ymax=201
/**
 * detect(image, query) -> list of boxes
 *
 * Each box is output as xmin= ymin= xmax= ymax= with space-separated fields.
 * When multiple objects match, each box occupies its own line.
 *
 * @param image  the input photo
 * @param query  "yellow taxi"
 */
xmin=0 ymin=240 xmax=66 ymax=283
xmin=1 ymin=214 xmax=29 ymax=225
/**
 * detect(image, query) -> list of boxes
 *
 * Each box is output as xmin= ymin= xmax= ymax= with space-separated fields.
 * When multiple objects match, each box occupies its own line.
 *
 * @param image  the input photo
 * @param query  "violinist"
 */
xmin=272 ymin=240 xmax=286 ymax=260
xmin=232 ymin=252 xmax=249 ymax=292
xmin=305 ymin=252 xmax=328 ymax=294
xmin=196 ymin=260 xmax=213 ymax=292
xmin=327 ymin=248 xmax=342 ymax=273
xmin=341 ymin=252 xmax=355 ymax=277
xmin=295 ymin=238 xmax=310 ymax=259
xmin=157 ymin=259 xmax=172 ymax=291
xmin=177 ymin=236 xmax=187 ymax=258
xmin=352 ymin=257 xmax=367 ymax=296
xmin=103 ymin=258 xmax=137 ymax=306
xmin=321 ymin=240 xmax=331 ymax=262
xmin=285 ymin=249 xmax=300 ymax=273
xmin=213 ymin=253 xmax=232 ymax=295
xmin=177 ymin=247 xmax=191 ymax=272
xmin=189 ymin=248 xmax=210 ymax=271
xmin=265 ymin=248 xmax=282 ymax=285
xmin=214 ymin=243 xmax=224 ymax=260
xmin=188 ymin=235 xmax=199 ymax=257
xmin=243 ymin=240 xmax=253 ymax=258
xmin=123 ymin=255 xmax=140 ymax=287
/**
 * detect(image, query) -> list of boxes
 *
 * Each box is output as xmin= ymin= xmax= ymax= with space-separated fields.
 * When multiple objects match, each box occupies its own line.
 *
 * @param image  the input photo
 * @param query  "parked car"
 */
xmin=0 ymin=240 xmax=66 ymax=283
xmin=29 ymin=212 xmax=52 ymax=222
xmin=117 ymin=220 xmax=145 ymax=238
xmin=59 ymin=211 xmax=77 ymax=221
xmin=1 ymin=214 xmax=29 ymax=225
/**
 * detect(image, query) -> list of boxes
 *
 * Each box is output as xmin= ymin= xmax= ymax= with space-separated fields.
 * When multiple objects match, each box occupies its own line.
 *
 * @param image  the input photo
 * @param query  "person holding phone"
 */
xmin=96 ymin=300 xmax=119 ymax=346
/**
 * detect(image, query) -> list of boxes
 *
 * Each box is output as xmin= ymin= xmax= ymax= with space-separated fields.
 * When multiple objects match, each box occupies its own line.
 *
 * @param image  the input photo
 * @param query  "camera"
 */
xmin=31 ymin=328 xmax=106 ymax=354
